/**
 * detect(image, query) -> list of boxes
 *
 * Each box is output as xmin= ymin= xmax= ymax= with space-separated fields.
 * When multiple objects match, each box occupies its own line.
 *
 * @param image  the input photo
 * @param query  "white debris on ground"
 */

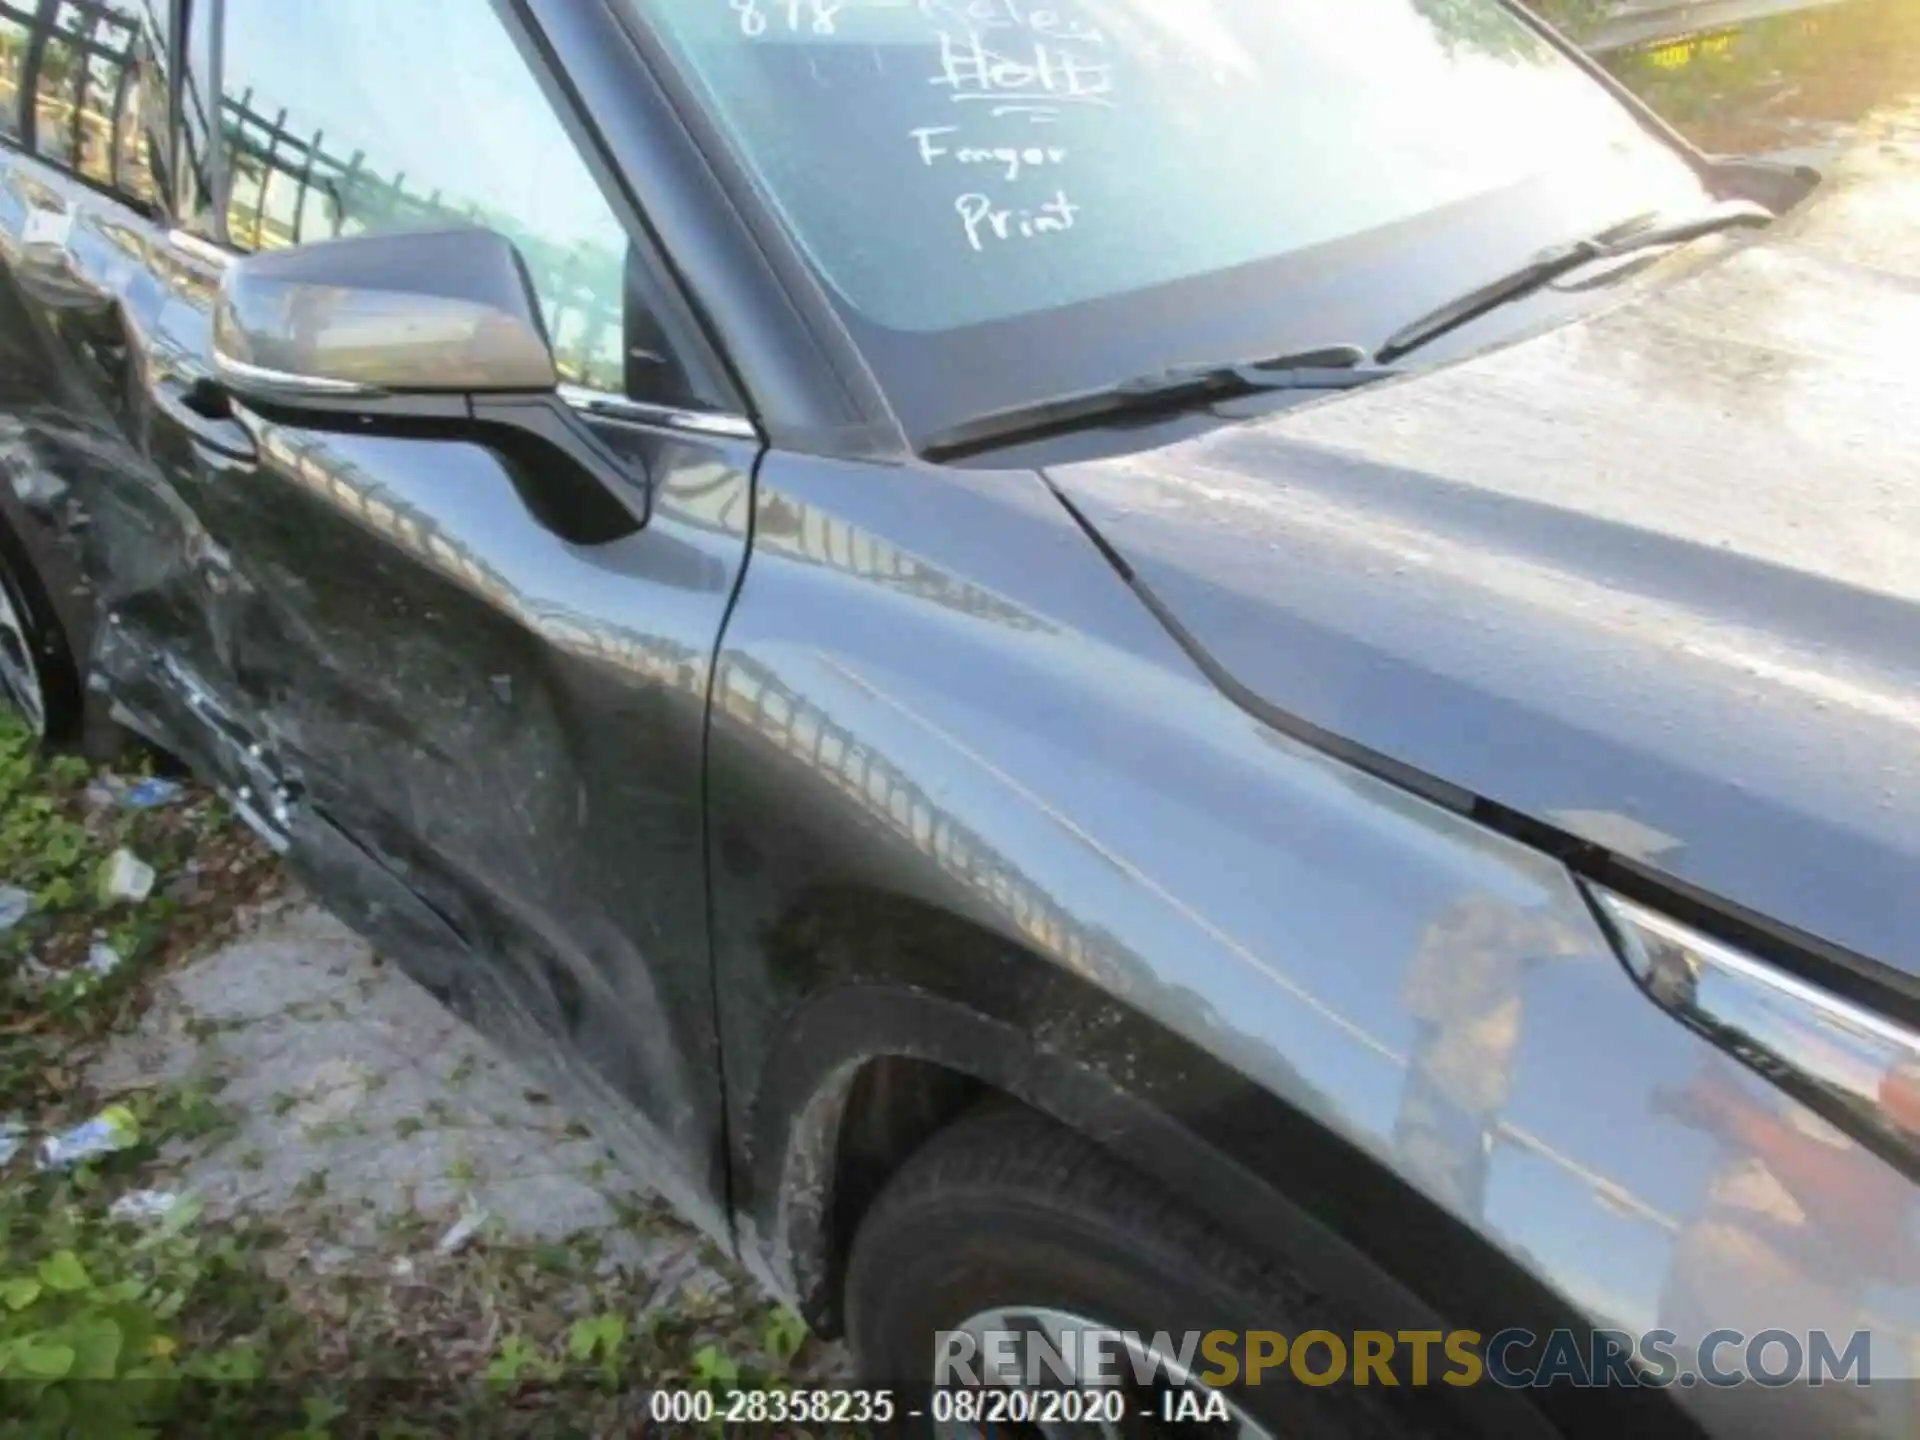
xmin=38 ymin=1103 xmax=141 ymax=1169
xmin=80 ymin=774 xmax=187 ymax=813
xmin=0 ymin=885 xmax=30 ymax=932
xmin=109 ymin=1188 xmax=186 ymax=1224
xmin=120 ymin=777 xmax=186 ymax=810
xmin=434 ymin=1198 xmax=489 ymax=1256
xmin=99 ymin=847 xmax=157 ymax=904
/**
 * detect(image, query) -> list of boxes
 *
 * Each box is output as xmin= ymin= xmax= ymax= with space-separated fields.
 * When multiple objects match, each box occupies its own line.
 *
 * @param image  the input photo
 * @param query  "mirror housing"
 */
xmin=209 ymin=227 xmax=648 ymax=545
xmin=212 ymin=227 xmax=560 ymax=401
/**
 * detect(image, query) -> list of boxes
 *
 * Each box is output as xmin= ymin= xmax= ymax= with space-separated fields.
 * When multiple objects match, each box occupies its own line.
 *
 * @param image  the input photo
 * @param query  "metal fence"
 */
xmin=0 ymin=0 xmax=158 ymax=203
xmin=217 ymin=88 xmax=625 ymax=391
xmin=1 ymin=0 xmax=622 ymax=390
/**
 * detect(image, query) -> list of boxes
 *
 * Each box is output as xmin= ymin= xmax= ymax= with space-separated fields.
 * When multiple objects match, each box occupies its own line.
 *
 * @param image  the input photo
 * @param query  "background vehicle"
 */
xmin=1 ymin=2 xmax=1913 ymax=1436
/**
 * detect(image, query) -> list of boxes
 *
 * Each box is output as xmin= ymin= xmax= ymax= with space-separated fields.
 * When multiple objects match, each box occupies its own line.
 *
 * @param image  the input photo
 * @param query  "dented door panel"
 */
xmin=209 ymin=412 xmax=753 ymax=1220
xmin=0 ymin=39 xmax=752 ymax=1223
xmin=0 ymin=150 xmax=753 ymax=1226
xmin=0 ymin=144 xmax=262 ymax=797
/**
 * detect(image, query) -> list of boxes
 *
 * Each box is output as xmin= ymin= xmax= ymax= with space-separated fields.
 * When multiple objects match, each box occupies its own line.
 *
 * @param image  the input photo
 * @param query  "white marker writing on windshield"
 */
xmin=932 ymin=29 xmax=1114 ymax=115
xmin=912 ymin=125 xmax=1069 ymax=180
xmin=956 ymin=190 xmax=1081 ymax=251
xmin=732 ymin=0 xmax=843 ymax=37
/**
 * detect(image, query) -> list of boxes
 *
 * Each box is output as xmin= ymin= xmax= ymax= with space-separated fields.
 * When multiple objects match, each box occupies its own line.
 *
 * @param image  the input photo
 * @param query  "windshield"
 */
xmin=631 ymin=0 xmax=1713 ymax=443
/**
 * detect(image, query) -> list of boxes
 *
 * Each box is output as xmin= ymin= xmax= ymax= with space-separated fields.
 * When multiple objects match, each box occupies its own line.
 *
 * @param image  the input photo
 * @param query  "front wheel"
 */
xmin=845 ymin=1106 xmax=1445 ymax=1439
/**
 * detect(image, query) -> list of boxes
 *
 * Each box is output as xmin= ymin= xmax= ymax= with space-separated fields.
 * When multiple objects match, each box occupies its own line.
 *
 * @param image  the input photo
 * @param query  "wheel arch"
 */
xmin=0 ymin=469 xmax=94 ymax=747
xmin=732 ymin=895 xmax=1669 ymax=1439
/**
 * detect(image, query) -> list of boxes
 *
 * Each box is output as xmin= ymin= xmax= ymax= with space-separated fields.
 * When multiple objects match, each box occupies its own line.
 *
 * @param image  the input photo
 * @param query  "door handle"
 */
xmin=152 ymin=376 xmax=257 ymax=462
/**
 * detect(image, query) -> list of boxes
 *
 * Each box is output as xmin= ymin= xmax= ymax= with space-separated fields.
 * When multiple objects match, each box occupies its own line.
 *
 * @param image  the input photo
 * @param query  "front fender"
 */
xmin=708 ymin=453 xmax=1916 ymax=1440
xmin=745 ymin=966 xmax=1573 ymax=1439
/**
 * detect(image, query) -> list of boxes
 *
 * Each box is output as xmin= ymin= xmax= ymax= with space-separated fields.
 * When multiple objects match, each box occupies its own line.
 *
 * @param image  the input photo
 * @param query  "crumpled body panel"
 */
xmin=0 ymin=139 xmax=754 ymax=1237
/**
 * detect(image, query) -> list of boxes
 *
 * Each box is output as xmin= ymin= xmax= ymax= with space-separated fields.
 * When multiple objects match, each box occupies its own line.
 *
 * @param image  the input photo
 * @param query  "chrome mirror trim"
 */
xmin=560 ymin=385 xmax=757 ymax=441
xmin=213 ymin=350 xmax=387 ymax=397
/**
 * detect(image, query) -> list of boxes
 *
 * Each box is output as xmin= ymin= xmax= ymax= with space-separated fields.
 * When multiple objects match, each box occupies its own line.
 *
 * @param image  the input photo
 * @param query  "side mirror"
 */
xmin=211 ymin=227 xmax=646 ymax=543
xmin=212 ymin=227 xmax=560 ymax=404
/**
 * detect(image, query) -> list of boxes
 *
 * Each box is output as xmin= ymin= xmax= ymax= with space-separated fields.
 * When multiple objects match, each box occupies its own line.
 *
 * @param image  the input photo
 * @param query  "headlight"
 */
xmin=1591 ymin=888 xmax=1920 ymax=1173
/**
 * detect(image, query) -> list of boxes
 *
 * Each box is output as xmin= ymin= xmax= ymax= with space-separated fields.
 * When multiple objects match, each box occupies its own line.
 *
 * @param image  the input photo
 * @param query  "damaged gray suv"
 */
xmin=3 ymin=0 xmax=1916 ymax=1435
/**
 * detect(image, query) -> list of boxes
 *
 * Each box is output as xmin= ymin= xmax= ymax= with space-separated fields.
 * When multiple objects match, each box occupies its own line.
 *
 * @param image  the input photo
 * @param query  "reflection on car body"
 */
xmin=0 ymin=1 xmax=1915 ymax=1437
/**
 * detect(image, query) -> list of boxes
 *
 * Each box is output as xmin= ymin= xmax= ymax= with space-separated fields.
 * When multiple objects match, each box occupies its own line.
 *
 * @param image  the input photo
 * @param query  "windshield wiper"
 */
xmin=1376 ymin=199 xmax=1774 ymax=364
xmin=922 ymin=344 xmax=1398 ymax=458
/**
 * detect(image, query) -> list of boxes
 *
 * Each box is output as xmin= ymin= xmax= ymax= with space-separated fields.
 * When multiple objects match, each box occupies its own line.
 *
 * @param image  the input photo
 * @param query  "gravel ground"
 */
xmin=64 ymin=883 xmax=850 ymax=1432
xmin=88 ymin=894 xmax=734 ymax=1297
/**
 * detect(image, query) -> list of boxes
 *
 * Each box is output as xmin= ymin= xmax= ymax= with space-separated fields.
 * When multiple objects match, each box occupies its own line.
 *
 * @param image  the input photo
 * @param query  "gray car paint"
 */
xmin=710 ymin=454 xmax=1918 ymax=1439
xmin=0 ymin=134 xmax=753 ymax=1246
xmin=0 ymin=1 xmax=1914 ymax=1436
xmin=1049 ymin=140 xmax=1920 ymax=984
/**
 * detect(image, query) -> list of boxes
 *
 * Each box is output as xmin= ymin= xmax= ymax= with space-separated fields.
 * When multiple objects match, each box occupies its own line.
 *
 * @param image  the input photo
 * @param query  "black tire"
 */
xmin=0 ymin=514 xmax=84 ymax=748
xmin=845 ymin=1105 xmax=1450 ymax=1438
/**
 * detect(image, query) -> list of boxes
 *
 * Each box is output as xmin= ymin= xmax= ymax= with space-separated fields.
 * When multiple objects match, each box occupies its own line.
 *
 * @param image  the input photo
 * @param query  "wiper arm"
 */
xmin=922 ymin=344 xmax=1398 ymax=458
xmin=1376 ymin=199 xmax=1774 ymax=364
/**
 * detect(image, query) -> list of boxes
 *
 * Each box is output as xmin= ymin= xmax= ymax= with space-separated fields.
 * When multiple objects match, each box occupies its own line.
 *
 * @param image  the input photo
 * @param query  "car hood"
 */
xmin=1047 ymin=144 xmax=1920 ymax=973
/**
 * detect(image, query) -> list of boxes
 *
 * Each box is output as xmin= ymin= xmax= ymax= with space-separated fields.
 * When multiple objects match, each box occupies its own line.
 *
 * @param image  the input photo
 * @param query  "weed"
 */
xmin=761 ymin=1305 xmax=809 ymax=1366
xmin=484 ymin=1332 xmax=559 ymax=1389
xmin=566 ymin=1310 xmax=628 ymax=1388
xmin=304 ymin=1118 xmax=367 ymax=1143
xmin=0 ymin=702 xmax=857 ymax=1434
xmin=182 ymin=1014 xmax=235 ymax=1043
xmin=688 ymin=1342 xmax=740 ymax=1389
xmin=0 ymin=1114 xmax=294 ymax=1435
xmin=149 ymin=1081 xmax=236 ymax=1146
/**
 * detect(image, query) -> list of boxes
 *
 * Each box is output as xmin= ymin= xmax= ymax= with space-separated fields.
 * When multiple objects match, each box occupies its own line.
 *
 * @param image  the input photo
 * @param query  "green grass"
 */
xmin=0 ymin=714 xmax=834 ymax=1435
xmin=0 ymin=713 xmax=291 ymax=1433
xmin=0 ymin=714 xmax=273 ymax=1119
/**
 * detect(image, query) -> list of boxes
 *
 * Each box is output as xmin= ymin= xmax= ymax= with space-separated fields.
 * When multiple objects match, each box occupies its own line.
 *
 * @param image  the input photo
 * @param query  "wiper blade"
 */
xmin=1116 ymin=344 xmax=1395 ymax=397
xmin=1376 ymin=199 xmax=1774 ymax=364
xmin=923 ymin=344 xmax=1398 ymax=458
